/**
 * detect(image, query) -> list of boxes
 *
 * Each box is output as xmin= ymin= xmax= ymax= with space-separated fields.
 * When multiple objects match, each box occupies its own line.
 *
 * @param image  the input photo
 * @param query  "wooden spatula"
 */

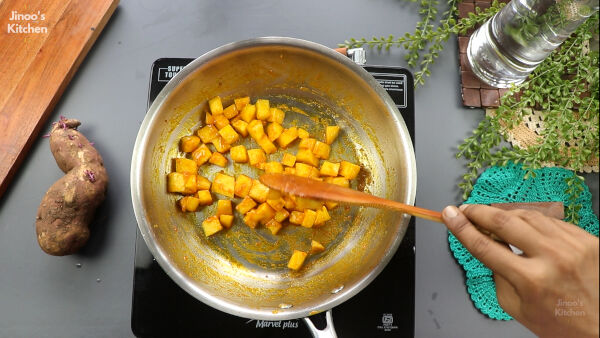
xmin=259 ymin=173 xmax=443 ymax=223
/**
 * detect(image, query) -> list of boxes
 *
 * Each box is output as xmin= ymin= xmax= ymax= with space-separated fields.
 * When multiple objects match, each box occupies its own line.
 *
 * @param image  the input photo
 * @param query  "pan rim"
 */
xmin=130 ymin=36 xmax=417 ymax=320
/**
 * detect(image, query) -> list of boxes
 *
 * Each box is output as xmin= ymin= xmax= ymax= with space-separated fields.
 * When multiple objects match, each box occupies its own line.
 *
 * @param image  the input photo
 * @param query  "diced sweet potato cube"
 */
xmin=211 ymin=173 xmax=235 ymax=198
xmin=247 ymin=119 xmax=265 ymax=141
xmin=281 ymin=153 xmax=296 ymax=167
xmin=277 ymin=127 xmax=298 ymax=148
xmin=255 ymin=99 xmax=271 ymax=120
xmin=284 ymin=167 xmax=296 ymax=175
xmin=218 ymin=125 xmax=240 ymax=145
xmin=208 ymin=96 xmax=224 ymax=115
xmin=257 ymin=136 xmax=277 ymax=154
xmin=223 ymin=104 xmax=238 ymax=119
xmin=339 ymin=161 xmax=360 ymax=179
xmin=264 ymin=162 xmax=283 ymax=174
xmin=319 ymin=161 xmax=340 ymax=177
xmin=205 ymin=112 xmax=215 ymax=125
xmin=234 ymin=96 xmax=250 ymax=111
xmin=295 ymin=163 xmax=316 ymax=178
xmin=180 ymin=135 xmax=200 ymax=153
xmin=296 ymin=197 xmax=323 ymax=211
xmin=325 ymin=177 xmax=350 ymax=188
xmin=301 ymin=209 xmax=317 ymax=228
xmin=231 ymin=119 xmax=249 ymax=137
xmin=283 ymin=194 xmax=296 ymax=210
xmin=265 ymin=219 xmax=282 ymax=235
xmin=266 ymin=122 xmax=284 ymax=142
xmin=240 ymin=104 xmax=256 ymax=123
xmin=310 ymin=166 xmax=320 ymax=179
xmin=310 ymin=240 xmax=325 ymax=254
xmin=299 ymin=138 xmax=316 ymax=150
xmin=325 ymin=201 xmax=338 ymax=210
xmin=216 ymin=199 xmax=233 ymax=216
xmin=202 ymin=216 xmax=223 ymax=236
xmin=219 ymin=215 xmax=234 ymax=228
xmin=325 ymin=126 xmax=340 ymax=145
xmin=234 ymin=174 xmax=253 ymax=198
xmin=230 ymin=145 xmax=248 ymax=163
xmin=314 ymin=206 xmax=331 ymax=226
xmin=209 ymin=152 xmax=228 ymax=167
xmin=211 ymin=136 xmax=231 ymax=153
xmin=196 ymin=190 xmax=213 ymax=205
xmin=255 ymin=202 xmax=276 ymax=224
xmin=191 ymin=144 xmax=212 ymax=166
xmin=268 ymin=108 xmax=285 ymax=124
xmin=196 ymin=175 xmax=211 ymax=190
xmin=243 ymin=209 xmax=261 ymax=228
xmin=182 ymin=174 xmax=197 ymax=194
xmin=236 ymin=196 xmax=257 ymax=214
xmin=179 ymin=196 xmax=201 ymax=212
xmin=274 ymin=208 xmax=290 ymax=223
xmin=249 ymin=179 xmax=270 ymax=203
xmin=266 ymin=198 xmax=285 ymax=211
xmin=312 ymin=141 xmax=331 ymax=159
xmin=296 ymin=149 xmax=319 ymax=167
xmin=213 ymin=114 xmax=230 ymax=130
xmin=175 ymin=158 xmax=198 ymax=174
xmin=289 ymin=211 xmax=304 ymax=225
xmin=287 ymin=250 xmax=308 ymax=270
xmin=267 ymin=189 xmax=282 ymax=200
xmin=197 ymin=125 xmax=219 ymax=143
xmin=247 ymin=148 xmax=266 ymax=168
xmin=297 ymin=128 xmax=310 ymax=139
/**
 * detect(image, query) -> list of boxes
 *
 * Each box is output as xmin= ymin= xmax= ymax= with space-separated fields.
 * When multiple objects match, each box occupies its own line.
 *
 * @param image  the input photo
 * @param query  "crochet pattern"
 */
xmin=448 ymin=162 xmax=599 ymax=320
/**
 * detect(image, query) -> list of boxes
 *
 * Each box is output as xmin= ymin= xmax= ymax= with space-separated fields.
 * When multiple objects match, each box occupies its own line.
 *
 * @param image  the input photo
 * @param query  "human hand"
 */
xmin=442 ymin=204 xmax=599 ymax=338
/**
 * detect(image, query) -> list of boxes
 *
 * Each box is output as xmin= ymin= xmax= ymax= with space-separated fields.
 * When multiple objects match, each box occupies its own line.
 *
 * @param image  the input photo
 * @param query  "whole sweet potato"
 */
xmin=35 ymin=117 xmax=108 ymax=255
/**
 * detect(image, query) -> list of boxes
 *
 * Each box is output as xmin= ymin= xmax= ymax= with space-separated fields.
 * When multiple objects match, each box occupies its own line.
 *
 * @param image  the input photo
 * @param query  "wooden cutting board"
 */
xmin=0 ymin=0 xmax=119 ymax=199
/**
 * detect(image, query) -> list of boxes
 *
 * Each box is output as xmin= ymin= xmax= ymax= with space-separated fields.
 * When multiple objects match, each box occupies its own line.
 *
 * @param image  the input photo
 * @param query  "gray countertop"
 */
xmin=0 ymin=0 xmax=597 ymax=337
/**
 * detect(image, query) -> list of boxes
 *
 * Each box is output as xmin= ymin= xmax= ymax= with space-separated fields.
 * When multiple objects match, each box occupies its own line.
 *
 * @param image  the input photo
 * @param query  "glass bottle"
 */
xmin=467 ymin=0 xmax=599 ymax=87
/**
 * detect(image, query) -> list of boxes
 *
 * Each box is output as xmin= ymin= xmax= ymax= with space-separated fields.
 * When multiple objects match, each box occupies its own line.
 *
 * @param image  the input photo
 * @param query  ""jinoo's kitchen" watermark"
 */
xmin=555 ymin=298 xmax=586 ymax=317
xmin=7 ymin=10 xmax=47 ymax=34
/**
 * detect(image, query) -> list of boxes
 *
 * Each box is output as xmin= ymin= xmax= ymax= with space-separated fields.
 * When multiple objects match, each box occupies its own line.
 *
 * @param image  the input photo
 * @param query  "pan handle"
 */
xmin=303 ymin=310 xmax=338 ymax=338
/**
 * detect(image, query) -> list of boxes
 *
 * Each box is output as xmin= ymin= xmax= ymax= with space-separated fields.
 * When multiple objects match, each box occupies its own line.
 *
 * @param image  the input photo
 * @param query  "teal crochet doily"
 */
xmin=449 ymin=162 xmax=599 ymax=320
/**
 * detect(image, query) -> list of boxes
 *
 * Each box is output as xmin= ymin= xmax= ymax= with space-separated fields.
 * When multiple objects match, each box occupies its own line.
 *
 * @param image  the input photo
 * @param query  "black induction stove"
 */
xmin=131 ymin=58 xmax=416 ymax=338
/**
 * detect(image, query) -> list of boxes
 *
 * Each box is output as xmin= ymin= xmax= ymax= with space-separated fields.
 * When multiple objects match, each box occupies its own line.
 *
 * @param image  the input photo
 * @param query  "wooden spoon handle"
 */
xmin=259 ymin=173 xmax=443 ymax=223
xmin=314 ymin=182 xmax=443 ymax=223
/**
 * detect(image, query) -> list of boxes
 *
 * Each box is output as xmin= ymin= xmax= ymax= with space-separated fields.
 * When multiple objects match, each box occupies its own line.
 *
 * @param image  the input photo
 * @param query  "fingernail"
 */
xmin=443 ymin=206 xmax=459 ymax=218
xmin=459 ymin=204 xmax=468 ymax=211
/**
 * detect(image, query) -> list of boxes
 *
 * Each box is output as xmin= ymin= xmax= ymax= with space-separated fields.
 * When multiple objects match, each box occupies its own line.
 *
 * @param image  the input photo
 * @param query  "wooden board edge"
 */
xmin=0 ymin=0 xmax=120 ymax=201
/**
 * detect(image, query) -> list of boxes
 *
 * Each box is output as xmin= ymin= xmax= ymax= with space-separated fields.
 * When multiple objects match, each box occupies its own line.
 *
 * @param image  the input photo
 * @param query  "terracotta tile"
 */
xmin=462 ymin=71 xmax=481 ymax=88
xmin=480 ymin=80 xmax=498 ymax=89
xmin=458 ymin=37 xmax=469 ymax=54
xmin=458 ymin=2 xmax=475 ymax=18
xmin=498 ymin=88 xmax=510 ymax=99
xmin=460 ymin=53 xmax=471 ymax=71
xmin=475 ymin=1 xmax=491 ymax=10
xmin=481 ymin=89 xmax=500 ymax=107
xmin=462 ymin=88 xmax=482 ymax=107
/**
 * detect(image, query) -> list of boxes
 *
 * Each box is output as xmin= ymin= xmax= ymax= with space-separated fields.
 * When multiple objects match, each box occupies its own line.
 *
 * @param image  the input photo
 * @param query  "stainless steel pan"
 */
xmin=131 ymin=37 xmax=416 ymax=337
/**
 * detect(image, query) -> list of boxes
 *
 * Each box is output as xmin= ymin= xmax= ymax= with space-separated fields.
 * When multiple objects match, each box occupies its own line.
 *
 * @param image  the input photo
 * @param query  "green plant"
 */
xmin=340 ymin=3 xmax=599 ymax=223
xmin=339 ymin=0 xmax=504 ymax=86
xmin=456 ymin=14 xmax=599 ymax=222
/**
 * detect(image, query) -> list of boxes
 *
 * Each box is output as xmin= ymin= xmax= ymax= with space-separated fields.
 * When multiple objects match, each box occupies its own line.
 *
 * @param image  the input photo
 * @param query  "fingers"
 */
xmin=442 ymin=206 xmax=527 ymax=282
xmin=460 ymin=204 xmax=543 ymax=254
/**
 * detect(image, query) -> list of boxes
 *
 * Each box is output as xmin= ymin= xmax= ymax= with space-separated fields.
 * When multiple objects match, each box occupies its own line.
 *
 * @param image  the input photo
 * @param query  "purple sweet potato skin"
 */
xmin=35 ymin=118 xmax=108 ymax=256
